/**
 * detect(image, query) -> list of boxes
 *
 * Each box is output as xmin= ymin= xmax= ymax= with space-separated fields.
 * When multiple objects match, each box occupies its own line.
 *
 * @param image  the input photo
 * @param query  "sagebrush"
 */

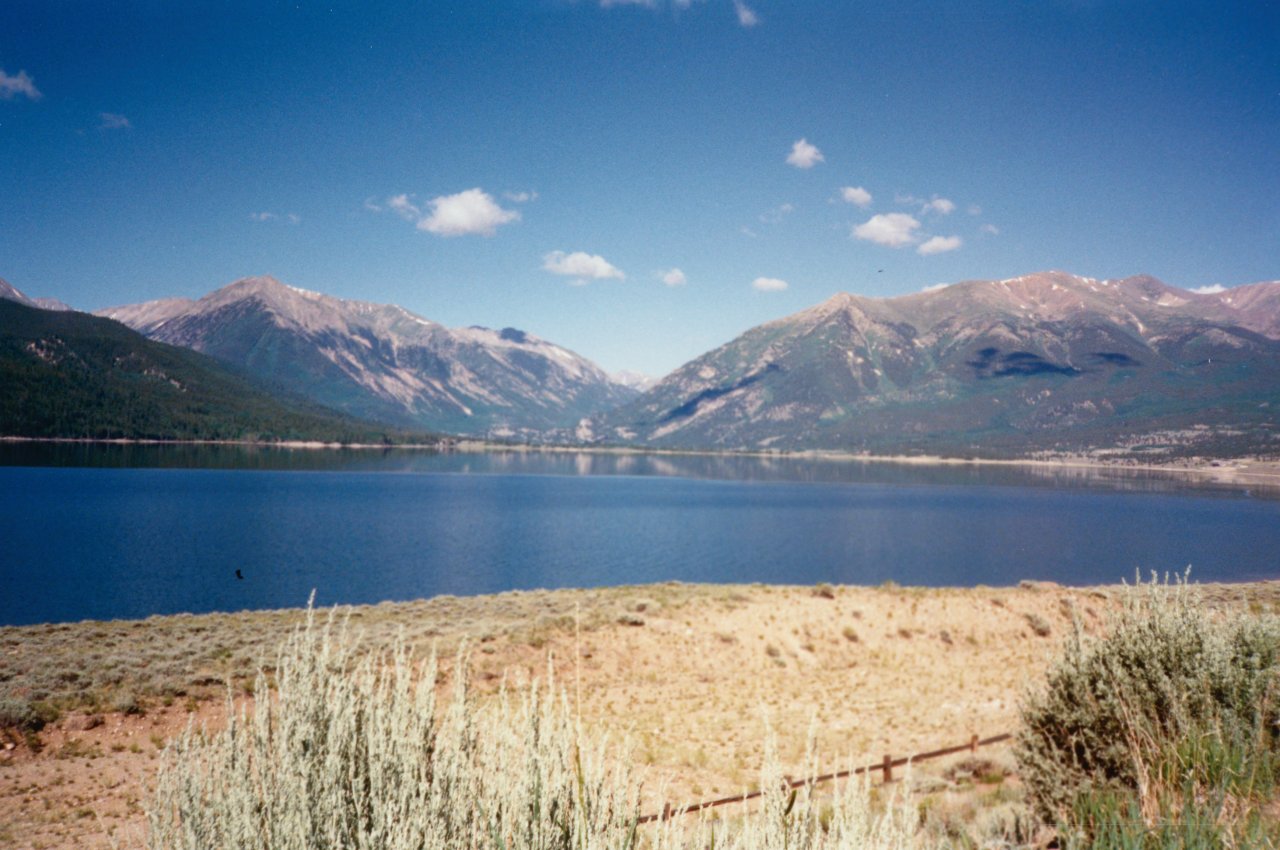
xmin=1016 ymin=575 xmax=1280 ymax=844
xmin=147 ymin=605 xmax=934 ymax=850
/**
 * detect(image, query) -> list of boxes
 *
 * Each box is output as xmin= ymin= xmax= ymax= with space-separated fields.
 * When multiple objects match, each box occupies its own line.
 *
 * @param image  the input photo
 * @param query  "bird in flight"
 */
xmin=235 ymin=569 xmax=244 ymax=580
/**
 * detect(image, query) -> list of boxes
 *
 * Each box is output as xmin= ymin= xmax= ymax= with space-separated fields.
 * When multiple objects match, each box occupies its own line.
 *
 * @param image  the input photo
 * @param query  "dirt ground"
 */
xmin=2 ymin=580 xmax=1276 ymax=849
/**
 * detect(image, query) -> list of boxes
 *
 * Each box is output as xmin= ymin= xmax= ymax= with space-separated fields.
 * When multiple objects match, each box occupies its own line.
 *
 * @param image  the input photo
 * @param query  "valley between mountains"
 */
xmin=4 ymin=270 xmax=1280 ymax=459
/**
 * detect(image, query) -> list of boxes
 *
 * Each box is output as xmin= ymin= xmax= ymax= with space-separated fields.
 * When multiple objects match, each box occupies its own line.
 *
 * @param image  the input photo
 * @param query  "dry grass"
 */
xmin=2 ymin=579 xmax=1278 ymax=849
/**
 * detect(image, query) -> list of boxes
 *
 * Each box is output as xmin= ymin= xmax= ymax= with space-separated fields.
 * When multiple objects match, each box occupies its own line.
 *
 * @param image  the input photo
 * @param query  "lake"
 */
xmin=1 ymin=443 xmax=1277 ymax=626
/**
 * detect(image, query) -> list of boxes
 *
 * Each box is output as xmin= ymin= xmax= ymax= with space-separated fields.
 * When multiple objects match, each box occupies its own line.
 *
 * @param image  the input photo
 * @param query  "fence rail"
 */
xmin=637 ymin=732 xmax=1014 ymax=824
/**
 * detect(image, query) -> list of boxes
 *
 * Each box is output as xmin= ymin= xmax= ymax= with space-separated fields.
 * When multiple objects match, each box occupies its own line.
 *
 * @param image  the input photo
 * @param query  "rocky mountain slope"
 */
xmin=592 ymin=272 xmax=1280 ymax=457
xmin=0 ymin=278 xmax=74 ymax=313
xmin=99 ymin=277 xmax=637 ymax=437
xmin=0 ymin=298 xmax=423 ymax=443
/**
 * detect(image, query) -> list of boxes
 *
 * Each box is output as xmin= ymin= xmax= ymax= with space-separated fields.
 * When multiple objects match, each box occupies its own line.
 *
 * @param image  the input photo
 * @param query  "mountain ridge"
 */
xmin=98 ymin=276 xmax=638 ymax=437
xmin=0 ymin=298 xmax=428 ymax=443
xmin=592 ymin=271 xmax=1280 ymax=457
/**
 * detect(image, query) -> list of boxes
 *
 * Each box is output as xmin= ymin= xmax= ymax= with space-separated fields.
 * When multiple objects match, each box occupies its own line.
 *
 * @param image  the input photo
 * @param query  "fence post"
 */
xmin=882 ymin=754 xmax=893 ymax=783
xmin=970 ymin=734 xmax=979 ymax=754
xmin=662 ymin=802 xmax=672 ymax=822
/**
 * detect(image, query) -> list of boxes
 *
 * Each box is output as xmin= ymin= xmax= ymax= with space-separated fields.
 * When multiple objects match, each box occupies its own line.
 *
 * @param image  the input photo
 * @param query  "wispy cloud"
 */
xmin=733 ymin=0 xmax=759 ymax=26
xmin=660 ymin=268 xmax=687 ymax=286
xmin=98 ymin=112 xmax=130 ymax=130
xmin=503 ymin=190 xmax=537 ymax=203
xmin=786 ymin=138 xmax=823 ymax=169
xmin=922 ymin=282 xmax=949 ymax=292
xmin=758 ymin=202 xmax=795 ymax=224
xmin=0 ymin=69 xmax=41 ymax=101
xmin=980 ymin=223 xmax=1000 ymax=236
xmin=852 ymin=213 xmax=920 ymax=248
xmin=1191 ymin=284 xmax=1226 ymax=295
xmin=752 ymin=276 xmax=788 ymax=292
xmin=839 ymin=186 xmax=873 ymax=208
xmin=363 ymin=197 xmax=383 ymax=213
xmin=917 ymin=235 xmax=962 ymax=255
xmin=897 ymin=193 xmax=957 ymax=215
xmin=419 ymin=188 xmax=519 ymax=237
xmin=386 ymin=194 xmax=421 ymax=221
xmin=249 ymin=211 xmax=300 ymax=224
xmin=543 ymin=250 xmax=625 ymax=284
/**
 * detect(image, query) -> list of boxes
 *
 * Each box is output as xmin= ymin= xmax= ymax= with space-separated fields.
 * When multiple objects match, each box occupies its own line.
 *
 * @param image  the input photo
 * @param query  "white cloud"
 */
xmin=733 ymin=0 xmax=759 ymax=26
xmin=752 ymin=276 xmax=788 ymax=292
xmin=840 ymin=186 xmax=873 ymax=208
xmin=419 ymin=188 xmax=520 ymax=237
xmin=363 ymin=197 xmax=383 ymax=212
xmin=922 ymin=282 xmax=949 ymax=293
xmin=0 ymin=69 xmax=41 ymax=101
xmin=786 ymin=138 xmax=823 ymax=169
xmin=250 ymin=212 xmax=276 ymax=222
xmin=503 ymin=190 xmax=537 ymax=203
xmin=980 ymin=223 xmax=1000 ymax=235
xmin=852 ymin=213 xmax=920 ymax=248
xmin=98 ymin=112 xmax=130 ymax=130
xmin=739 ymin=225 xmax=759 ymax=238
xmin=660 ymin=268 xmax=687 ymax=286
xmin=1191 ymin=284 xmax=1226 ymax=295
xmin=287 ymin=213 xmax=301 ymax=224
xmin=923 ymin=196 xmax=955 ymax=215
xmin=600 ymin=0 xmax=657 ymax=6
xmin=917 ymin=235 xmax=963 ymax=255
xmin=967 ymin=204 xmax=982 ymax=216
xmin=543 ymin=250 xmax=625 ymax=283
xmin=386 ymin=194 xmax=421 ymax=221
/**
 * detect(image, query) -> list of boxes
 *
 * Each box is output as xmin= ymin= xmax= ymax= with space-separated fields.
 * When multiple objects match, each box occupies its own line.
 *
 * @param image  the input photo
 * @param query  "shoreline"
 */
xmin=4 ymin=434 xmax=1280 ymax=488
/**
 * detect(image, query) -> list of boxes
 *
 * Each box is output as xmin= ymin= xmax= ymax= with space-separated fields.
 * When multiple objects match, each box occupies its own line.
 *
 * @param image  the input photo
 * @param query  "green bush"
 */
xmin=1016 ymin=575 xmax=1280 ymax=843
xmin=0 ymin=697 xmax=58 ymax=732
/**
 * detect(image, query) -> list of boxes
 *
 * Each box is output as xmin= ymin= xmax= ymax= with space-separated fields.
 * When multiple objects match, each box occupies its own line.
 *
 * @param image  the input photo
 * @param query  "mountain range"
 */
xmin=592 ymin=271 xmax=1280 ymax=457
xmin=97 ymin=276 xmax=638 ymax=438
xmin=0 ymin=288 xmax=421 ymax=443
xmin=5 ymin=270 xmax=1280 ymax=458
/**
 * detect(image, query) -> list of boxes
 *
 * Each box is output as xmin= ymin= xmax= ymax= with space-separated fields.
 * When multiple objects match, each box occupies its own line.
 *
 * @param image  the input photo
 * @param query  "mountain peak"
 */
xmin=0 ymin=278 xmax=32 ymax=306
xmin=96 ymin=276 xmax=637 ymax=436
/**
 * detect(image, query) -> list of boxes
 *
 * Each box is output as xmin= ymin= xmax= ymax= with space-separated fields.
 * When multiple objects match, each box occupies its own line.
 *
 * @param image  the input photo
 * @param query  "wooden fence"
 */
xmin=637 ymin=732 xmax=1014 ymax=824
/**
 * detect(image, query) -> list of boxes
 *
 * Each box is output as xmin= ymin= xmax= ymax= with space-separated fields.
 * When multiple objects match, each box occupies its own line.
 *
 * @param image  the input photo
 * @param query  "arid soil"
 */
xmin=3 ymin=580 xmax=1277 ymax=849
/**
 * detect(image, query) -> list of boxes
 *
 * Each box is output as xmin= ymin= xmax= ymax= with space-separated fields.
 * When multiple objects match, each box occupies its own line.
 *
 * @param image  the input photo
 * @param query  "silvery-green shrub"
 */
xmin=147 ymin=606 xmax=936 ymax=850
xmin=1016 ymin=575 xmax=1280 ymax=827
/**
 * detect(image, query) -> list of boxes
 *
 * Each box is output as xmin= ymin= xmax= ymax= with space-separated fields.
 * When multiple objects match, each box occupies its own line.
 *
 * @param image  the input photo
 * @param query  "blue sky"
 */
xmin=1 ymin=1 xmax=1277 ymax=376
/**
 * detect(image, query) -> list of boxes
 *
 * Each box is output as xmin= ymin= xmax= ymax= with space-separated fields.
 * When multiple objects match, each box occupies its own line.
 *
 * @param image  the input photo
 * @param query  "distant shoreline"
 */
xmin=3 ymin=433 xmax=1279 ymax=487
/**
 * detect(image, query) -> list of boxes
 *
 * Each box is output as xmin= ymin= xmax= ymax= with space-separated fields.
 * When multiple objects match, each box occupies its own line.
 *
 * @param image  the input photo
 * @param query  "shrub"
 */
xmin=1016 ymin=575 xmax=1280 ymax=841
xmin=147 ymin=607 xmax=642 ymax=850
xmin=0 ymin=697 xmax=58 ymax=732
xmin=148 ymin=605 xmax=938 ymax=850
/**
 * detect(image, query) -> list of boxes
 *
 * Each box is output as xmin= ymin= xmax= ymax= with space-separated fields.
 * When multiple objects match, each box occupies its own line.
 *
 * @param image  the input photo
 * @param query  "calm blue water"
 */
xmin=1 ymin=446 xmax=1277 ymax=626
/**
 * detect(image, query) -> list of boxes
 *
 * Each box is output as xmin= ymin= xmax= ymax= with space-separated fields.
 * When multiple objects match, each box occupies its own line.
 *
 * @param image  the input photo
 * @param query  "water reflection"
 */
xmin=0 ymin=442 xmax=1274 ymax=500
